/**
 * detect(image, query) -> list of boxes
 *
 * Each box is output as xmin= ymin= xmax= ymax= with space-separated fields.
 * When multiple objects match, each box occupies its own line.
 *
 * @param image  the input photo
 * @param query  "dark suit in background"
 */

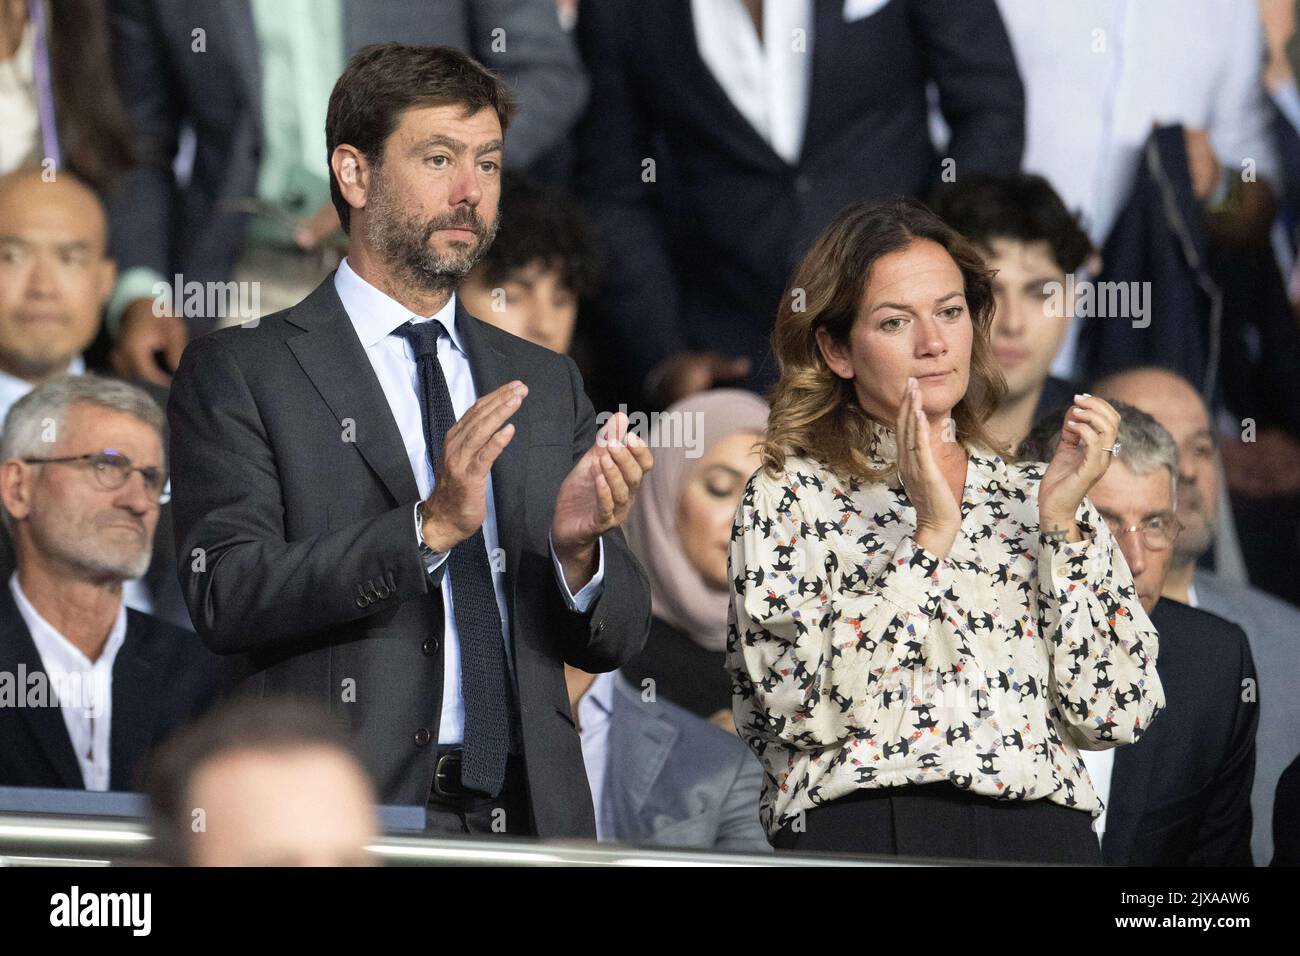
xmin=106 ymin=0 xmax=589 ymax=335
xmin=1102 ymin=598 xmax=1258 ymax=865
xmin=0 ymin=586 xmax=215 ymax=791
xmin=574 ymin=0 xmax=1024 ymax=393
xmin=167 ymin=277 xmax=651 ymax=838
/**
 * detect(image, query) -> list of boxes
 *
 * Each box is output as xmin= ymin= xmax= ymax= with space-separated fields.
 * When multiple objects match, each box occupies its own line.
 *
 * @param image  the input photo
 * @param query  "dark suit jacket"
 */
xmin=166 ymin=275 xmax=651 ymax=838
xmin=604 ymin=673 xmax=768 ymax=852
xmin=0 ymin=585 xmax=216 ymax=791
xmin=1273 ymin=753 xmax=1300 ymax=866
xmin=574 ymin=0 xmax=1024 ymax=390
xmin=1102 ymin=598 xmax=1258 ymax=866
xmin=107 ymin=0 xmax=589 ymax=333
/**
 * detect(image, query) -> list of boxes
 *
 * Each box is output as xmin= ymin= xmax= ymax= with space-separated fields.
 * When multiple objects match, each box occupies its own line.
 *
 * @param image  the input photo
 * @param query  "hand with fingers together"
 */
xmin=895 ymin=375 xmax=962 ymax=559
xmin=418 ymin=380 xmax=528 ymax=554
xmin=551 ymin=411 xmax=655 ymax=593
xmin=1038 ymin=392 xmax=1122 ymax=541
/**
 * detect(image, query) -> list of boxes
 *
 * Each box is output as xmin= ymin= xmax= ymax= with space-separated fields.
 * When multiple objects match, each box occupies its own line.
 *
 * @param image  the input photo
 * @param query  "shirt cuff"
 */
xmin=549 ymin=533 xmax=605 ymax=613
xmin=1039 ymin=515 xmax=1106 ymax=594
xmin=106 ymin=266 xmax=170 ymax=339
xmin=414 ymin=502 xmax=449 ymax=575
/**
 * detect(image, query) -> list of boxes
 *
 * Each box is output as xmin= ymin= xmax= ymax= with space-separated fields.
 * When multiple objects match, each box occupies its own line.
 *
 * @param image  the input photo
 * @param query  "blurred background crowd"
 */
xmin=0 ymin=0 xmax=1298 ymax=866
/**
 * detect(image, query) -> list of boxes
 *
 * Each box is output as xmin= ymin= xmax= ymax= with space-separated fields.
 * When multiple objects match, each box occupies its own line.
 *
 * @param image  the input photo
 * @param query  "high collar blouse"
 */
xmin=727 ymin=418 xmax=1165 ymax=838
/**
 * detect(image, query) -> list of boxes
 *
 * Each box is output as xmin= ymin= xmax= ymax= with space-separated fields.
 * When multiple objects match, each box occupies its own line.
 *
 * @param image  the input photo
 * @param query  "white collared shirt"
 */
xmin=576 ymin=670 xmax=616 ymax=841
xmin=0 ymin=21 xmax=39 ymax=175
xmin=690 ymin=0 xmax=813 ymax=165
xmin=0 ymin=356 xmax=157 ymax=616
xmin=10 ymin=572 xmax=127 ymax=791
xmin=333 ymin=258 xmax=603 ymax=744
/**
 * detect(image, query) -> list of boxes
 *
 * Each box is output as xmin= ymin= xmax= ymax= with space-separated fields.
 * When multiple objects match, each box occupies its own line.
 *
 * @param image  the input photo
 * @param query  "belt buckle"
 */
xmin=433 ymin=750 xmax=465 ymax=798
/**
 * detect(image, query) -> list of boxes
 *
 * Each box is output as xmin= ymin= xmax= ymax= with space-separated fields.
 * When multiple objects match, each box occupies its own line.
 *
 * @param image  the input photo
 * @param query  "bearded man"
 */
xmin=166 ymin=44 xmax=653 ymax=838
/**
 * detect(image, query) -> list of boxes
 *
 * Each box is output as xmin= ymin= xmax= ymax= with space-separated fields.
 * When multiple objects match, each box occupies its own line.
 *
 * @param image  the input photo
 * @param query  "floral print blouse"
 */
xmin=727 ymin=419 xmax=1165 ymax=838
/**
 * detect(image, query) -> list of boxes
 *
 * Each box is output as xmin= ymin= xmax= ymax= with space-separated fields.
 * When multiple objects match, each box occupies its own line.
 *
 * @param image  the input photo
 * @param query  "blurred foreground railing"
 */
xmin=0 ymin=811 xmax=900 ymax=866
xmin=0 ymin=788 xmax=901 ymax=866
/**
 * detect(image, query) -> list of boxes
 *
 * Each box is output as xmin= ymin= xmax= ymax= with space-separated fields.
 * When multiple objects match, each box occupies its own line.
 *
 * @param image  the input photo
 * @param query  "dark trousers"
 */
xmin=772 ymin=782 xmax=1102 ymax=864
xmin=424 ymin=749 xmax=535 ymax=837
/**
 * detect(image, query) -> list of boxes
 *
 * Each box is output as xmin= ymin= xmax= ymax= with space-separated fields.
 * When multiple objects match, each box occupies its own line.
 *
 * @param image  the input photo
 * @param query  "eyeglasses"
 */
xmin=1100 ymin=512 xmax=1182 ymax=550
xmin=21 ymin=450 xmax=170 ymax=505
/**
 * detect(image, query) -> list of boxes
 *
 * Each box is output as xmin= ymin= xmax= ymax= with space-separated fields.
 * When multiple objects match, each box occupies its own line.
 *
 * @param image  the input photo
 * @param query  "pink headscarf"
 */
xmin=623 ymin=389 xmax=770 ymax=652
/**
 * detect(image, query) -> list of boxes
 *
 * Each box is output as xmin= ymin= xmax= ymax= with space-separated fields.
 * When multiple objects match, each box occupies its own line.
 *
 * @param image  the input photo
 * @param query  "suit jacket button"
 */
xmin=414 ymin=728 xmax=431 ymax=747
xmin=376 ymin=583 xmax=392 ymax=599
xmin=355 ymin=594 xmax=370 ymax=608
xmin=422 ymin=637 xmax=439 ymax=656
xmin=595 ymin=619 xmax=606 ymax=634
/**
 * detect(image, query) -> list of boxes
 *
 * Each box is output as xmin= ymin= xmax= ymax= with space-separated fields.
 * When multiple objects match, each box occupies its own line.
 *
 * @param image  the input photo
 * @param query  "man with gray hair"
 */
xmin=1022 ymin=401 xmax=1257 ymax=865
xmin=0 ymin=374 xmax=215 ymax=792
xmin=1091 ymin=366 xmax=1300 ymax=865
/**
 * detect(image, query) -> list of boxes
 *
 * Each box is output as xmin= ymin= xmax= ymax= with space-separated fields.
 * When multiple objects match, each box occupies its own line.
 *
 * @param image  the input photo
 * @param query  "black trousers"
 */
xmin=772 ymin=782 xmax=1102 ymax=864
xmin=424 ymin=750 xmax=535 ymax=837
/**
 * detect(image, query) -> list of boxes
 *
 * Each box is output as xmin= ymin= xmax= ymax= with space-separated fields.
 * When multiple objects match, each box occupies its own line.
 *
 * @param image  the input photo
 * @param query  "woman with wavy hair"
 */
xmin=727 ymin=197 xmax=1164 ymax=862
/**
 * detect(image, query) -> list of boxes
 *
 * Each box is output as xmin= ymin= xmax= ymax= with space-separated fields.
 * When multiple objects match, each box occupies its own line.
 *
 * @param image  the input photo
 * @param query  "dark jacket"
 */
xmin=574 ymin=0 xmax=1024 ymax=391
xmin=166 ymin=276 xmax=652 ymax=838
xmin=1103 ymin=598 xmax=1258 ymax=866
xmin=0 ymin=585 xmax=216 ymax=791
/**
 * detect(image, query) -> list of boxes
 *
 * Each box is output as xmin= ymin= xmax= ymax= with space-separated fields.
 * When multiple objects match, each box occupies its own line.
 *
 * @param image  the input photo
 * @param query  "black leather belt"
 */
xmin=430 ymin=746 xmax=526 ymax=801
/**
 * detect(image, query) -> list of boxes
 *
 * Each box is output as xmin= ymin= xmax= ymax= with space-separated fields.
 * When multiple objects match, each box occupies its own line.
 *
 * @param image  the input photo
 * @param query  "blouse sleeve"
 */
xmin=1035 ymin=496 xmax=1165 ymax=750
xmin=727 ymin=470 xmax=947 ymax=754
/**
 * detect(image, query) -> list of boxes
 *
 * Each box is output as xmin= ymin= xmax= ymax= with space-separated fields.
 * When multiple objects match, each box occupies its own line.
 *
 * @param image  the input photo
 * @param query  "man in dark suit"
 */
xmin=168 ymin=45 xmax=653 ymax=839
xmin=1023 ymin=402 xmax=1257 ymax=865
xmin=574 ymin=0 xmax=1025 ymax=403
xmin=0 ymin=376 xmax=215 ymax=791
xmin=103 ymin=0 xmax=589 ymax=380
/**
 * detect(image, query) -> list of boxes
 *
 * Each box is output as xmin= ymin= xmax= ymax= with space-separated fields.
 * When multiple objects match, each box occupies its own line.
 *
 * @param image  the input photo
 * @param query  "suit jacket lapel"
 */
xmin=608 ymin=675 xmax=679 ymax=838
xmin=801 ymin=0 xmax=844 ymax=163
xmin=109 ymin=615 xmax=157 ymax=792
xmin=0 ymin=587 xmax=84 ymax=788
xmin=287 ymin=276 xmax=423 ymax=508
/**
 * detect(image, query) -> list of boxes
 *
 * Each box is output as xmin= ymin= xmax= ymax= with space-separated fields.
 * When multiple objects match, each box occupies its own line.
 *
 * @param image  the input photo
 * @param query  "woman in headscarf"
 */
xmin=622 ymin=389 xmax=769 ymax=732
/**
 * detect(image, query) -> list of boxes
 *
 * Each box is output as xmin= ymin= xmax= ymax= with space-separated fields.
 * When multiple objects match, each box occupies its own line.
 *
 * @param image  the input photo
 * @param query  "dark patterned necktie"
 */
xmin=394 ymin=319 xmax=513 ymax=796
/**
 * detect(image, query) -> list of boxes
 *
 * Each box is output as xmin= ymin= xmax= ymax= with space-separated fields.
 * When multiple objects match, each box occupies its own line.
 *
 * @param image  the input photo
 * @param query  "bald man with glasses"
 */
xmin=0 ymin=374 xmax=215 ymax=792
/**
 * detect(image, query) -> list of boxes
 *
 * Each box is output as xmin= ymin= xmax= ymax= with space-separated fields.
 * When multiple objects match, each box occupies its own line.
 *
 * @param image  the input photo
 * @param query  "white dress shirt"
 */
xmin=576 ymin=670 xmax=616 ymax=840
xmin=10 ymin=572 xmax=127 ymax=791
xmin=0 ymin=21 xmax=40 ymax=175
xmin=690 ymin=0 xmax=813 ymax=165
xmin=0 ymin=356 xmax=155 ymax=616
xmin=333 ymin=258 xmax=604 ymax=744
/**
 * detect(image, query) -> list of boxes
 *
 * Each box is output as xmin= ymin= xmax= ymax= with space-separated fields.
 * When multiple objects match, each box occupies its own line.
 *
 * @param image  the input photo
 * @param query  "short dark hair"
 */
xmin=472 ymin=172 xmax=601 ymax=298
xmin=930 ymin=173 xmax=1093 ymax=275
xmin=326 ymin=43 xmax=517 ymax=233
xmin=141 ymin=696 xmax=366 ymax=865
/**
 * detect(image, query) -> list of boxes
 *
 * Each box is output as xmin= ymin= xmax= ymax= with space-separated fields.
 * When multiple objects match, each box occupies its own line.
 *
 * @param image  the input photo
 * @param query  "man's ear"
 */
xmin=331 ymin=145 xmax=371 ymax=217
xmin=814 ymin=326 xmax=854 ymax=380
xmin=0 ymin=459 xmax=32 ymax=525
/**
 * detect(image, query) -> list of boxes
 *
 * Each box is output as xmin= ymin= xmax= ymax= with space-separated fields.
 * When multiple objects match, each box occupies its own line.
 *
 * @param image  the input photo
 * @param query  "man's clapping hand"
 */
xmin=418 ymin=380 xmax=526 ymax=553
xmin=551 ymin=411 xmax=654 ymax=592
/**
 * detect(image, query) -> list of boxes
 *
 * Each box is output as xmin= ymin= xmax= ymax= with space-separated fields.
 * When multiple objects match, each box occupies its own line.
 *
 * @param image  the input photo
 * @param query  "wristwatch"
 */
xmin=414 ymin=500 xmax=436 ymax=561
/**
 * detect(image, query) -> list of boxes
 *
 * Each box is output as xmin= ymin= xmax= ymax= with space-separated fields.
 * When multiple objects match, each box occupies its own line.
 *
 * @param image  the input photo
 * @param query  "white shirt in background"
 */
xmin=10 ymin=572 xmax=127 ymax=790
xmin=690 ymin=0 xmax=813 ymax=165
xmin=0 ymin=22 xmax=39 ymax=174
